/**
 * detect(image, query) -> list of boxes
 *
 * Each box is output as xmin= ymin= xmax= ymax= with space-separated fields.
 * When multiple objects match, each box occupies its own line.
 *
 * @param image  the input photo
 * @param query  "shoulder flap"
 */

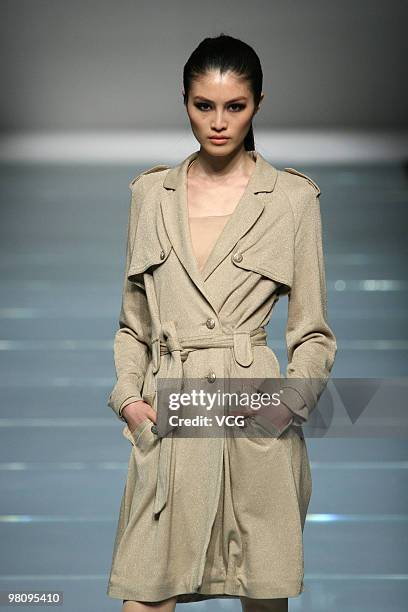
xmin=129 ymin=164 xmax=170 ymax=189
xmin=283 ymin=167 xmax=321 ymax=196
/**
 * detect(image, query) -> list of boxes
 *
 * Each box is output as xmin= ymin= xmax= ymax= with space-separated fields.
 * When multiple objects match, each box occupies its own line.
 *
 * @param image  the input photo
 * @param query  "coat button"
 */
xmin=206 ymin=318 xmax=216 ymax=329
xmin=206 ymin=370 xmax=217 ymax=383
xmin=160 ymin=250 xmax=165 ymax=260
xmin=232 ymin=251 xmax=243 ymax=263
xmin=151 ymin=424 xmax=158 ymax=434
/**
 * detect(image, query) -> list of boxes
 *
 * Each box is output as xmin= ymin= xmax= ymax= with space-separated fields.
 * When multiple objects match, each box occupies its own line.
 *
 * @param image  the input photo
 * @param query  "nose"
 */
xmin=211 ymin=109 xmax=227 ymax=131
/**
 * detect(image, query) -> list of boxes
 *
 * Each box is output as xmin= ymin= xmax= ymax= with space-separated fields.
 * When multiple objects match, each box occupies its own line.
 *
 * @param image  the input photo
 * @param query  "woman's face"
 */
xmin=183 ymin=69 xmax=263 ymax=155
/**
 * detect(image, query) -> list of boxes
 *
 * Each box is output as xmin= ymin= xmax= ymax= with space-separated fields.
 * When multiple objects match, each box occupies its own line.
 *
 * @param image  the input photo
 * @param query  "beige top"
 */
xmin=188 ymin=213 xmax=232 ymax=273
xmin=185 ymin=152 xmax=257 ymax=274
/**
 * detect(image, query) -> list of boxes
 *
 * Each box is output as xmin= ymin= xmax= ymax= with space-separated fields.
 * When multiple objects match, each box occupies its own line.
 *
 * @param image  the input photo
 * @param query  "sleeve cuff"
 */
xmin=279 ymin=386 xmax=309 ymax=425
xmin=107 ymin=374 xmax=145 ymax=421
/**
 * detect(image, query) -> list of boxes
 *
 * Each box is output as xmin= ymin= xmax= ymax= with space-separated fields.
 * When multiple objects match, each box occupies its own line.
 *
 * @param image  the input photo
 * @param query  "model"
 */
xmin=106 ymin=34 xmax=337 ymax=612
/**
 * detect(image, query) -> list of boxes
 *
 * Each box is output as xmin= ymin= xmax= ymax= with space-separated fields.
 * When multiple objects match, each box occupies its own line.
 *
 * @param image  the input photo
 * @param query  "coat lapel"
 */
xmin=160 ymin=149 xmax=278 ymax=306
xmin=160 ymin=151 xmax=204 ymax=295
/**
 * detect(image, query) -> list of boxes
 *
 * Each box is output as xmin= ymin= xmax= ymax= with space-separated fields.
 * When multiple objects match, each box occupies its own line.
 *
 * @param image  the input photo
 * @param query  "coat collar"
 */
xmin=162 ymin=149 xmax=278 ymax=193
xmin=160 ymin=149 xmax=278 ymax=307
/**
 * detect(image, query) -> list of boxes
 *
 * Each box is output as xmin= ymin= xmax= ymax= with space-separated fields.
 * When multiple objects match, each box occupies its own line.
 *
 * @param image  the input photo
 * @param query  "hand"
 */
xmin=122 ymin=400 xmax=157 ymax=434
xmin=232 ymin=402 xmax=294 ymax=431
xmin=264 ymin=402 xmax=294 ymax=431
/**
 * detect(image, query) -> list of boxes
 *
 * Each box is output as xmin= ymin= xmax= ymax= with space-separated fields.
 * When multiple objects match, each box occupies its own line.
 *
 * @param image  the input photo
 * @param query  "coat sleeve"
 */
xmin=280 ymin=184 xmax=337 ymax=425
xmin=107 ymin=175 xmax=152 ymax=421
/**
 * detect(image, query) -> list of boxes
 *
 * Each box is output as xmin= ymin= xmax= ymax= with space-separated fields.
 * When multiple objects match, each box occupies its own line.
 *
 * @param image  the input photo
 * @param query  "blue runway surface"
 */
xmin=0 ymin=162 xmax=407 ymax=611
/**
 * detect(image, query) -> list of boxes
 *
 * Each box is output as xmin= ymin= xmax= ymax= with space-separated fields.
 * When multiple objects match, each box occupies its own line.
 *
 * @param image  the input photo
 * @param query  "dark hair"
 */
xmin=183 ymin=34 xmax=263 ymax=152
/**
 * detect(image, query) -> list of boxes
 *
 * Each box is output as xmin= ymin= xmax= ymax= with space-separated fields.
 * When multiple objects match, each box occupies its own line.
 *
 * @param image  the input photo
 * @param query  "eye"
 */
xmin=195 ymin=102 xmax=211 ymax=111
xmin=194 ymin=103 xmax=246 ymax=112
xmin=229 ymin=103 xmax=246 ymax=112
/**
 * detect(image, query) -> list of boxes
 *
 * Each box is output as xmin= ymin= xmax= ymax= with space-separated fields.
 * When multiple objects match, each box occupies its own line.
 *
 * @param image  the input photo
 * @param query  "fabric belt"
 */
xmin=151 ymin=320 xmax=268 ymax=518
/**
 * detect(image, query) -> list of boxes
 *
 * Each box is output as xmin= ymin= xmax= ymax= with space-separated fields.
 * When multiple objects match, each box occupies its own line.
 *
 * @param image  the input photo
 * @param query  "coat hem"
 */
xmin=107 ymin=576 xmax=304 ymax=604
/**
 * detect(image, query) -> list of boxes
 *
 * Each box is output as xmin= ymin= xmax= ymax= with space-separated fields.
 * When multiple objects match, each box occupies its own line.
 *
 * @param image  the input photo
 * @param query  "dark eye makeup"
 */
xmin=194 ymin=102 xmax=246 ymax=112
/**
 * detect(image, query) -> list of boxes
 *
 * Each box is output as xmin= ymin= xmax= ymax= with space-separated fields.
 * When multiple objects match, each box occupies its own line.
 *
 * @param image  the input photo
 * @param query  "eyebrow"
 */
xmin=193 ymin=96 xmax=248 ymax=103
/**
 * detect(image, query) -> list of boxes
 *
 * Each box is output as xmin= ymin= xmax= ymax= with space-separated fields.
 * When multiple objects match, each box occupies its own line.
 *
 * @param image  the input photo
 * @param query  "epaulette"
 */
xmin=283 ymin=167 xmax=321 ymax=196
xmin=128 ymin=164 xmax=170 ymax=189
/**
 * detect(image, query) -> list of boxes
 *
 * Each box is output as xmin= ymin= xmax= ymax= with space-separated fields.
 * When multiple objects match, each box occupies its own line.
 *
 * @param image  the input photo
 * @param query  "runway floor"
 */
xmin=0 ymin=161 xmax=407 ymax=611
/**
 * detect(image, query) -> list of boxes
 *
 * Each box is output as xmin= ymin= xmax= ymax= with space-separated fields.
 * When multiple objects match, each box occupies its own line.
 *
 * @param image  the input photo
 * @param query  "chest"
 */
xmin=127 ymin=178 xmax=295 ymax=314
xmin=188 ymin=213 xmax=232 ymax=273
xmin=186 ymin=176 xmax=251 ymax=217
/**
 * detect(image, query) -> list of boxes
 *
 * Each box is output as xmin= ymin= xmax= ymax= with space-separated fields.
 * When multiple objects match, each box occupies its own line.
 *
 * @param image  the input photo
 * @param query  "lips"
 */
xmin=209 ymin=137 xmax=229 ymax=141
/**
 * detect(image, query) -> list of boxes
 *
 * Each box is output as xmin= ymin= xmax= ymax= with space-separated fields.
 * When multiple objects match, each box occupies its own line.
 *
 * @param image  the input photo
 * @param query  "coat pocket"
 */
xmin=122 ymin=362 xmax=159 ymax=452
xmin=245 ymin=412 xmax=294 ymax=442
xmin=122 ymin=418 xmax=158 ymax=453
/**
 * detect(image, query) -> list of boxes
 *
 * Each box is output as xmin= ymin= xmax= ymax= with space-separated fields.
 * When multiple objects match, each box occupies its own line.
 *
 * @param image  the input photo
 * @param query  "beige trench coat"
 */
xmin=106 ymin=149 xmax=337 ymax=604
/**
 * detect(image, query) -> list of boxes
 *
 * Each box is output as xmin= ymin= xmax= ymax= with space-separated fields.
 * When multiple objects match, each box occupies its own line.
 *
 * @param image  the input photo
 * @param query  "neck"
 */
xmin=189 ymin=148 xmax=256 ymax=182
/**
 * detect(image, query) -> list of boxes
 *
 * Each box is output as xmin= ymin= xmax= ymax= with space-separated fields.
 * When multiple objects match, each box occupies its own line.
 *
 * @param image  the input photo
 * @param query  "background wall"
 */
xmin=1 ymin=0 xmax=407 ymax=162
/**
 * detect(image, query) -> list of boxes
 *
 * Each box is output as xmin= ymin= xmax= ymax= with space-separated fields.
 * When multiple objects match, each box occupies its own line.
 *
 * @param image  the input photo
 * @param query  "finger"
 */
xmin=147 ymin=406 xmax=157 ymax=424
